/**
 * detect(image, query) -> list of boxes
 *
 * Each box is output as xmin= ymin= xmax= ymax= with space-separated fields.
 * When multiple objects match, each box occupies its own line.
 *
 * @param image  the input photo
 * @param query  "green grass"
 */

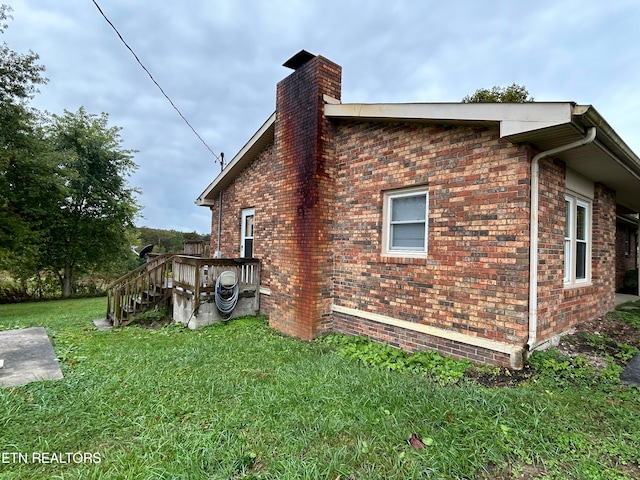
xmin=0 ymin=298 xmax=639 ymax=479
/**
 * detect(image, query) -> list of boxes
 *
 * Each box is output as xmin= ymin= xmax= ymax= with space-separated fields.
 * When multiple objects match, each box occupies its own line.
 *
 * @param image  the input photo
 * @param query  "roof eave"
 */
xmin=324 ymin=101 xmax=576 ymax=136
xmin=326 ymin=101 xmax=640 ymax=212
xmin=504 ymin=104 xmax=640 ymax=212
xmin=196 ymin=102 xmax=640 ymax=212
xmin=195 ymin=112 xmax=276 ymax=206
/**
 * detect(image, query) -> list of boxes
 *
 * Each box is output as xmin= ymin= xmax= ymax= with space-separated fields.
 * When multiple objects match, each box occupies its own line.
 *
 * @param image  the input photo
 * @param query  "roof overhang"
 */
xmin=325 ymin=102 xmax=640 ymax=212
xmin=196 ymin=102 xmax=640 ymax=212
xmin=324 ymin=101 xmax=575 ymax=137
xmin=196 ymin=112 xmax=275 ymax=206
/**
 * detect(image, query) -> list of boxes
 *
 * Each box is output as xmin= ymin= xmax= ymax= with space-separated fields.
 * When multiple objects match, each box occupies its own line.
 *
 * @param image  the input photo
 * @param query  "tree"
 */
xmin=0 ymin=3 xmax=53 ymax=272
xmin=462 ymin=83 xmax=533 ymax=103
xmin=0 ymin=4 xmax=47 ymax=104
xmin=136 ymin=226 xmax=210 ymax=254
xmin=1 ymin=6 xmax=140 ymax=298
xmin=0 ymin=113 xmax=63 ymax=275
xmin=40 ymin=108 xmax=141 ymax=297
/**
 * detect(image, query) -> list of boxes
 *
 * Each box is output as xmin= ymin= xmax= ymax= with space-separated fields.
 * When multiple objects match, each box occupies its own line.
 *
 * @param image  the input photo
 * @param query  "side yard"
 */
xmin=0 ymin=298 xmax=638 ymax=479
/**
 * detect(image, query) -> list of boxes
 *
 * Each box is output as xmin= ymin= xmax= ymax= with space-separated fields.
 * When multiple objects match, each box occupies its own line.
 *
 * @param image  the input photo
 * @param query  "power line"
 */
xmin=91 ymin=0 xmax=222 ymax=166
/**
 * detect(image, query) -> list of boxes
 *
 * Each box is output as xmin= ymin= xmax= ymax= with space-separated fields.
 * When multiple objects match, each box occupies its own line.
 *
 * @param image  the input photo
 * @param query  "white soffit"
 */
xmin=324 ymin=102 xmax=574 ymax=137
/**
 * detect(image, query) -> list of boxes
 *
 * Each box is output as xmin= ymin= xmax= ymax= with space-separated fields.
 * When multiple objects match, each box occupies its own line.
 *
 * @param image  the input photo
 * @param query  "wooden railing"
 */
xmin=106 ymin=254 xmax=175 ymax=327
xmin=107 ymin=256 xmax=260 ymax=327
xmin=172 ymin=257 xmax=260 ymax=316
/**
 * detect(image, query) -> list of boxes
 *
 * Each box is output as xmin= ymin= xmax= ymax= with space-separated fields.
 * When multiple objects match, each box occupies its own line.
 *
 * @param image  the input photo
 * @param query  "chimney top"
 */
xmin=283 ymin=50 xmax=316 ymax=70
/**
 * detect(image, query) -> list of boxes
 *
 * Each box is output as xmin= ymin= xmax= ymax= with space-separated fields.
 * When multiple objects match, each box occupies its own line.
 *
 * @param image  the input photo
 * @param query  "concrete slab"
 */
xmin=0 ymin=327 xmax=63 ymax=388
xmin=615 ymin=293 xmax=640 ymax=306
xmin=93 ymin=318 xmax=113 ymax=331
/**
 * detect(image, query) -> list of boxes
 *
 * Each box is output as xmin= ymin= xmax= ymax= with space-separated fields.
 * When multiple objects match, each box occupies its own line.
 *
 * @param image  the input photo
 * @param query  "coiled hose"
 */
xmin=215 ymin=271 xmax=239 ymax=319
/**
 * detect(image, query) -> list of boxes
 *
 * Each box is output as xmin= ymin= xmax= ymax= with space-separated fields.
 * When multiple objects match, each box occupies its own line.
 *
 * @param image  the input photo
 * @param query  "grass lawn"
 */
xmin=0 ymin=297 xmax=639 ymax=479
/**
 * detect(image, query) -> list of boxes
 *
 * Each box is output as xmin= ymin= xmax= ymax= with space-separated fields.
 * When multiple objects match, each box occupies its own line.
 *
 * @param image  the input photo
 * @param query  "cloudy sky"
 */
xmin=3 ymin=0 xmax=640 ymax=234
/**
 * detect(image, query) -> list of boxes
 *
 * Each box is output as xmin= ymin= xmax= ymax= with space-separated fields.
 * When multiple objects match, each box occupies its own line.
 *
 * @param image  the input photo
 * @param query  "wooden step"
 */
xmin=142 ymin=289 xmax=163 ymax=300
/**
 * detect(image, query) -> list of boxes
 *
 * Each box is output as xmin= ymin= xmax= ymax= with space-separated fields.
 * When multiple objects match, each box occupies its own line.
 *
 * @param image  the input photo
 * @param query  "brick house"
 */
xmin=196 ymin=51 xmax=640 ymax=368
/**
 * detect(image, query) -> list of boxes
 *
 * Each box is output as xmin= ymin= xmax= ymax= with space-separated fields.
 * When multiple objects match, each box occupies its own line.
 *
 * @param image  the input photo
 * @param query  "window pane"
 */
xmin=564 ymin=239 xmax=571 ymax=282
xmin=391 ymin=195 xmax=426 ymax=222
xmin=244 ymin=239 xmax=253 ymax=258
xmin=576 ymin=241 xmax=587 ymax=279
xmin=245 ymin=215 xmax=254 ymax=238
xmin=564 ymin=200 xmax=571 ymax=238
xmin=392 ymin=223 xmax=425 ymax=249
xmin=576 ymin=205 xmax=586 ymax=241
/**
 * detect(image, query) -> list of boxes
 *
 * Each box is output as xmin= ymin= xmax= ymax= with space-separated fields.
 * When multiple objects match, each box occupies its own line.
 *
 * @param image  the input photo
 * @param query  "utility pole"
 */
xmin=215 ymin=152 xmax=225 ymax=258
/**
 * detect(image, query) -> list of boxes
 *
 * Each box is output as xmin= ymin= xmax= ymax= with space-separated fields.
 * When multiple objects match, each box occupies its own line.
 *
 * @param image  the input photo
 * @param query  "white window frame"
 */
xmin=240 ymin=208 xmax=255 ymax=258
xmin=382 ymin=186 xmax=429 ymax=258
xmin=564 ymin=193 xmax=592 ymax=287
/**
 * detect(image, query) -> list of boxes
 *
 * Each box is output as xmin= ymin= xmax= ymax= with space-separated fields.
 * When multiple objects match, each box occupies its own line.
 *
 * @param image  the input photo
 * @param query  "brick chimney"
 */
xmin=268 ymin=51 xmax=342 ymax=340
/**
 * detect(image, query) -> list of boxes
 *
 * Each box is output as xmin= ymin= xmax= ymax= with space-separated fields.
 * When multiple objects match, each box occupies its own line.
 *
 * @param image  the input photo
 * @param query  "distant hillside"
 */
xmin=135 ymin=227 xmax=210 ymax=255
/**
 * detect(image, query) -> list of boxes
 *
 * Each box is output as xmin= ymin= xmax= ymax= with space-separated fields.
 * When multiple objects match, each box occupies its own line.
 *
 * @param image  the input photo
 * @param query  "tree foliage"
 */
xmin=0 ymin=4 xmax=52 ymax=272
xmin=0 ymin=113 xmax=62 ymax=275
xmin=1 ymin=7 xmax=141 ymax=297
xmin=42 ymin=108 xmax=140 ymax=297
xmin=0 ymin=5 xmax=47 ymax=104
xmin=136 ymin=226 xmax=209 ymax=255
xmin=462 ymin=83 xmax=533 ymax=103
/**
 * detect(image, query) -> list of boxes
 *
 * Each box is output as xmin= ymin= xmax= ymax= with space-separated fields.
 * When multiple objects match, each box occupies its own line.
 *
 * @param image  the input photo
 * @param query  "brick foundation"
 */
xmin=332 ymin=309 xmax=520 ymax=369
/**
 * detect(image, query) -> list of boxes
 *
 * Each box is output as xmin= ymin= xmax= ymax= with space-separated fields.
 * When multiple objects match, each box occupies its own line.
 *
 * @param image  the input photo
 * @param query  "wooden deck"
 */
xmin=106 ymin=255 xmax=260 ymax=328
xmin=172 ymin=257 xmax=261 ymax=328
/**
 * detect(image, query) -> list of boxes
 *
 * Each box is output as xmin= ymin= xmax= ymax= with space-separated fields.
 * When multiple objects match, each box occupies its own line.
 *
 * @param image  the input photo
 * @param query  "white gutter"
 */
xmin=527 ymin=127 xmax=597 ymax=351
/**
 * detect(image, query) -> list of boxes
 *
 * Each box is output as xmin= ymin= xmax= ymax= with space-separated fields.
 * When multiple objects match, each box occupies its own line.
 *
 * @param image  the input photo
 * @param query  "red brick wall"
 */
xmin=209 ymin=144 xmax=277 ymax=289
xmin=536 ymin=164 xmax=617 ymax=340
xmin=330 ymin=121 xmax=532 ymax=345
xmin=535 ymin=157 xmax=567 ymax=339
xmin=210 ymin=55 xmax=341 ymax=341
xmin=207 ymin=57 xmax=622 ymax=366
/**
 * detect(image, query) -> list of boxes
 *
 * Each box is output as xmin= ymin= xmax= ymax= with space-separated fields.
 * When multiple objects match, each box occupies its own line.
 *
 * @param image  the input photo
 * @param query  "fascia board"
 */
xmin=195 ymin=112 xmax=276 ymax=206
xmin=324 ymin=102 xmax=574 ymax=137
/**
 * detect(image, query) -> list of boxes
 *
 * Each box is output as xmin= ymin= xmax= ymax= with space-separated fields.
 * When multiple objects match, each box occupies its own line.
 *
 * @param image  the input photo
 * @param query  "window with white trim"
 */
xmin=564 ymin=193 xmax=591 ymax=286
xmin=383 ymin=187 xmax=428 ymax=257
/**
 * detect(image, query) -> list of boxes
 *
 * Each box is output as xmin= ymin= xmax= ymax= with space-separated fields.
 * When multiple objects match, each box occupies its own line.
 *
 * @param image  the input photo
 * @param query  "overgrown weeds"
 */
xmin=317 ymin=333 xmax=472 ymax=385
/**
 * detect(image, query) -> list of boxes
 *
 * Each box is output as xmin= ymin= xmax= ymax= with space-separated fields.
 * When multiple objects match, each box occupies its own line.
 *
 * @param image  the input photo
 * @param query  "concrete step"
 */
xmin=93 ymin=318 xmax=113 ymax=331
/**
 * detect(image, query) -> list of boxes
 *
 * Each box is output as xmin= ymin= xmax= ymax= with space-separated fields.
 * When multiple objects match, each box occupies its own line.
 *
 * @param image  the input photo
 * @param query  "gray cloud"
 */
xmin=4 ymin=0 xmax=640 ymax=233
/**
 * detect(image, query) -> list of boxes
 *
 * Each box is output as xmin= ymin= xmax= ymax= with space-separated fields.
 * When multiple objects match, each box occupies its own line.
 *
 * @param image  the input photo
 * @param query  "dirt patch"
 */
xmin=468 ymin=308 xmax=640 ymax=388
xmin=470 ymin=364 xmax=535 ymax=388
xmin=136 ymin=318 xmax=173 ymax=330
xmin=556 ymin=310 xmax=640 ymax=368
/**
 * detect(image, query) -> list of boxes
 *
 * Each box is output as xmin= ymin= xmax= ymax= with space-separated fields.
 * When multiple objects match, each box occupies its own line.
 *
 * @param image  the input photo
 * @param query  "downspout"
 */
xmin=527 ymin=126 xmax=597 ymax=351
